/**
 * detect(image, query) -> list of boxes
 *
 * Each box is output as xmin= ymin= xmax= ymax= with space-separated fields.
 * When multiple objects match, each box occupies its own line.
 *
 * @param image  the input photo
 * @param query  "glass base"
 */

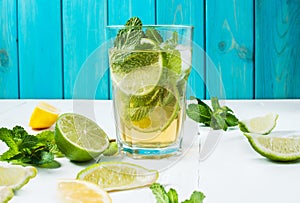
xmin=119 ymin=143 xmax=182 ymax=159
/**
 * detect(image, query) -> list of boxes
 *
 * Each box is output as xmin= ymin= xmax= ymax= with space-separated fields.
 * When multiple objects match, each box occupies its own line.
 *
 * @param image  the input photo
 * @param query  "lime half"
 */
xmin=239 ymin=113 xmax=278 ymax=134
xmin=245 ymin=131 xmax=300 ymax=161
xmin=76 ymin=162 xmax=158 ymax=191
xmin=0 ymin=164 xmax=37 ymax=191
xmin=54 ymin=113 xmax=109 ymax=162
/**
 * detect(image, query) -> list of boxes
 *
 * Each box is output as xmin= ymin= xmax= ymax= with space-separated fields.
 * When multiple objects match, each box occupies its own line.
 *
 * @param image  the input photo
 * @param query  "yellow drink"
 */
xmin=107 ymin=21 xmax=193 ymax=158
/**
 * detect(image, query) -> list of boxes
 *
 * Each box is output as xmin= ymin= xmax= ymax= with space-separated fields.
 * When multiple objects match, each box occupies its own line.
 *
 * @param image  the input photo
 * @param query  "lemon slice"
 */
xmin=57 ymin=179 xmax=112 ymax=203
xmin=239 ymin=113 xmax=278 ymax=134
xmin=29 ymin=101 xmax=60 ymax=129
xmin=245 ymin=131 xmax=300 ymax=162
xmin=76 ymin=162 xmax=158 ymax=191
xmin=0 ymin=186 xmax=13 ymax=203
xmin=0 ymin=163 xmax=37 ymax=191
xmin=54 ymin=113 xmax=109 ymax=162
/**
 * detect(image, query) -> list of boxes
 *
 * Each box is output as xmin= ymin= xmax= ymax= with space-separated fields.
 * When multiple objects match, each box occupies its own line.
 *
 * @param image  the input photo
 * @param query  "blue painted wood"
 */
xmin=18 ymin=0 xmax=63 ymax=98
xmin=0 ymin=0 xmax=19 ymax=98
xmin=255 ymin=0 xmax=300 ymax=98
xmin=107 ymin=0 xmax=156 ymax=99
xmin=206 ymin=0 xmax=254 ymax=99
xmin=108 ymin=0 xmax=155 ymax=25
xmin=156 ymin=0 xmax=205 ymax=99
xmin=62 ymin=0 xmax=108 ymax=99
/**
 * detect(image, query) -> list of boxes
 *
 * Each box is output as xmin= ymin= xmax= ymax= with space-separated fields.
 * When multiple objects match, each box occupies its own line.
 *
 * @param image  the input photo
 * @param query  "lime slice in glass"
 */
xmin=245 ymin=131 xmax=300 ymax=161
xmin=54 ymin=113 xmax=109 ymax=162
xmin=128 ymin=86 xmax=179 ymax=133
xmin=239 ymin=112 xmax=278 ymax=134
xmin=76 ymin=162 xmax=158 ymax=192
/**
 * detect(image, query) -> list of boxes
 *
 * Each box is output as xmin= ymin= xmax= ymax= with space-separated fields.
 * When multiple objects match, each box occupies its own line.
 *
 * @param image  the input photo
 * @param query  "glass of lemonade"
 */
xmin=107 ymin=18 xmax=193 ymax=158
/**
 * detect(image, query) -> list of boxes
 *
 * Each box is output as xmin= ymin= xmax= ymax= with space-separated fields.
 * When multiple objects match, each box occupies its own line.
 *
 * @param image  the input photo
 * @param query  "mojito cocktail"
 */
xmin=108 ymin=18 xmax=193 ymax=158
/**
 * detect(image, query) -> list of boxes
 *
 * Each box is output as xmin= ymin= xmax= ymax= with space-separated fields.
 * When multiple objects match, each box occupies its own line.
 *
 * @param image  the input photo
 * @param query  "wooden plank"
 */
xmin=62 ymin=0 xmax=108 ymax=99
xmin=206 ymin=0 xmax=254 ymax=99
xmin=108 ymin=0 xmax=155 ymax=25
xmin=18 ymin=0 xmax=62 ymax=98
xmin=156 ymin=0 xmax=205 ymax=99
xmin=255 ymin=0 xmax=300 ymax=98
xmin=0 ymin=0 xmax=18 ymax=98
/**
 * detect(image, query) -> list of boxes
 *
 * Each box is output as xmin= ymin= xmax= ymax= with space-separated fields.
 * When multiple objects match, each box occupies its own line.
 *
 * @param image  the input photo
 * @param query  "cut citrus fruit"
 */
xmin=0 ymin=186 xmax=13 ymax=203
xmin=76 ymin=162 xmax=158 ymax=191
xmin=0 ymin=163 xmax=37 ymax=190
xmin=239 ymin=112 xmax=278 ymax=134
xmin=128 ymin=87 xmax=179 ymax=133
xmin=57 ymin=179 xmax=112 ymax=203
xmin=244 ymin=131 xmax=300 ymax=161
xmin=29 ymin=101 xmax=60 ymax=129
xmin=54 ymin=113 xmax=109 ymax=162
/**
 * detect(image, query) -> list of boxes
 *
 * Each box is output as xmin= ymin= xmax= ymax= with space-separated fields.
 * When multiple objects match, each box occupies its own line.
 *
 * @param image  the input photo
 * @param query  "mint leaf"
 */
xmin=182 ymin=191 xmax=205 ymax=203
xmin=0 ymin=126 xmax=60 ymax=168
xmin=150 ymin=183 xmax=170 ymax=203
xmin=145 ymin=28 xmax=163 ymax=44
xmin=187 ymin=97 xmax=239 ymax=131
xmin=186 ymin=103 xmax=211 ymax=126
xmin=114 ymin=17 xmax=143 ymax=50
xmin=167 ymin=188 xmax=179 ymax=203
xmin=0 ymin=128 xmax=19 ymax=160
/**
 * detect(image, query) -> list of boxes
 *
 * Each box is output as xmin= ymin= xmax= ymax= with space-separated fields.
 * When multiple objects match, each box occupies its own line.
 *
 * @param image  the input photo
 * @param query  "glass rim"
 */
xmin=106 ymin=24 xmax=193 ymax=29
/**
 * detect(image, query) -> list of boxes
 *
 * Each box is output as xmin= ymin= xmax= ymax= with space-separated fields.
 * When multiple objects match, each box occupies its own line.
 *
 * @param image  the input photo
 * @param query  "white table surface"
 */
xmin=1 ymin=99 xmax=300 ymax=203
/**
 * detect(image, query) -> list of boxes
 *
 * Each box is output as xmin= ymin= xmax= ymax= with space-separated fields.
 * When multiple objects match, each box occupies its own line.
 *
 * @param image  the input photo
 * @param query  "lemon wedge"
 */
xmin=29 ymin=101 xmax=59 ymax=129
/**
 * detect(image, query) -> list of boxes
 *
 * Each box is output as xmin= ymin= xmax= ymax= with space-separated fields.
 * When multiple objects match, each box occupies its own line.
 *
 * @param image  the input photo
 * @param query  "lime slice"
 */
xmin=0 ymin=164 xmax=37 ymax=191
xmin=76 ymin=162 xmax=158 ymax=191
xmin=110 ymin=38 xmax=163 ymax=96
xmin=245 ymin=131 xmax=300 ymax=161
xmin=128 ymin=87 xmax=179 ymax=133
xmin=54 ymin=113 xmax=109 ymax=162
xmin=57 ymin=179 xmax=112 ymax=203
xmin=0 ymin=186 xmax=13 ymax=203
xmin=239 ymin=113 xmax=278 ymax=134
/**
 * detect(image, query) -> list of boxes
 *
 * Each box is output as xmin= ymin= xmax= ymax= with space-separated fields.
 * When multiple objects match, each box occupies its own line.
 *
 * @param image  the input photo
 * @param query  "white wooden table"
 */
xmin=1 ymin=99 xmax=300 ymax=203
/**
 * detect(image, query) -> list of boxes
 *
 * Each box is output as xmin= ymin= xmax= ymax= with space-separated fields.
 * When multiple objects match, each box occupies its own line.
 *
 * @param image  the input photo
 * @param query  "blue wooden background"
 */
xmin=0 ymin=0 xmax=299 ymax=99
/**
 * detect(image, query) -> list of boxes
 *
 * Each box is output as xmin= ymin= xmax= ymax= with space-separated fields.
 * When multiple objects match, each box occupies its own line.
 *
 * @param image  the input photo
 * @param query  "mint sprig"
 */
xmin=150 ymin=183 xmax=205 ymax=203
xmin=0 ymin=126 xmax=62 ymax=168
xmin=187 ymin=97 xmax=239 ymax=131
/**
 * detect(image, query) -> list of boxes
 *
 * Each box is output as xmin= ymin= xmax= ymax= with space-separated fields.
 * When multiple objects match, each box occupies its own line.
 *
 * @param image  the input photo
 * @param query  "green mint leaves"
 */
xmin=114 ymin=17 xmax=143 ymax=50
xmin=150 ymin=183 xmax=205 ymax=203
xmin=0 ymin=126 xmax=62 ymax=168
xmin=187 ymin=97 xmax=239 ymax=131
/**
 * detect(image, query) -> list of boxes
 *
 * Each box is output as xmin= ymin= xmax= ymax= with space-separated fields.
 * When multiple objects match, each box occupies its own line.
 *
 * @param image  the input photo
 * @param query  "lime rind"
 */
xmin=0 ymin=186 xmax=14 ymax=203
xmin=245 ymin=132 xmax=300 ymax=162
xmin=76 ymin=162 xmax=159 ymax=192
xmin=239 ymin=113 xmax=278 ymax=135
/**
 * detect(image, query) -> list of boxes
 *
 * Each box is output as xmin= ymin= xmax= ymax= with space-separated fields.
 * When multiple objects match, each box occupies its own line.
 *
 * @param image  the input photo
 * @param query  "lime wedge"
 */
xmin=0 ymin=164 xmax=37 ymax=191
xmin=54 ymin=113 xmax=109 ymax=162
xmin=0 ymin=186 xmax=13 ymax=203
xmin=76 ymin=162 xmax=158 ymax=191
xmin=245 ymin=131 xmax=300 ymax=161
xmin=57 ymin=179 xmax=112 ymax=203
xmin=239 ymin=113 xmax=278 ymax=134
